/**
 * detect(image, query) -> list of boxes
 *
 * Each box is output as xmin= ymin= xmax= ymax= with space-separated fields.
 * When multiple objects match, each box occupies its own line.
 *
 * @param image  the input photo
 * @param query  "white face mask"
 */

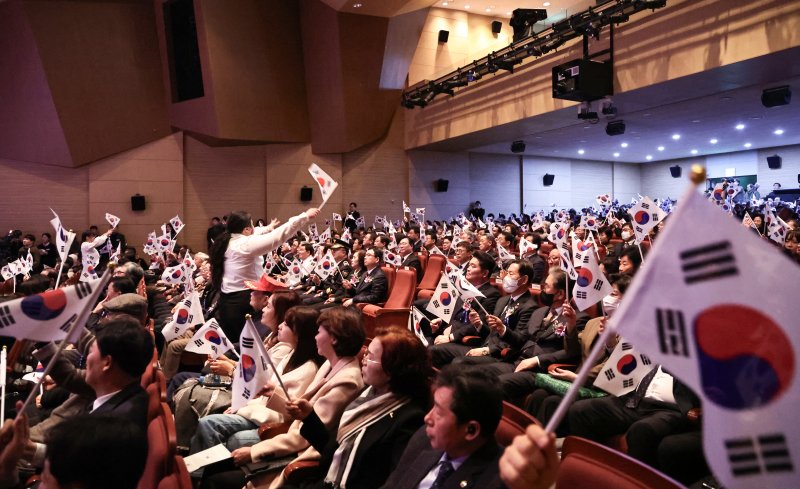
xmin=502 ymin=275 xmax=520 ymax=293
xmin=621 ymin=230 xmax=632 ymax=241
xmin=603 ymin=295 xmax=621 ymax=317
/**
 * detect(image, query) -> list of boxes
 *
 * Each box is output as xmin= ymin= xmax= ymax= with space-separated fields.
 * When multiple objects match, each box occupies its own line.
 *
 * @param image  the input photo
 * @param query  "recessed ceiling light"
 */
xmin=709 ymin=138 xmax=718 ymax=144
xmin=578 ymin=149 xmax=585 ymax=155
xmin=744 ymin=142 xmax=752 ymax=148
xmin=620 ymin=142 xmax=628 ymax=148
xmin=464 ymin=4 xmax=470 ymax=8
xmin=442 ymin=1 xmax=448 ymax=5
xmin=646 ymin=155 xmax=653 ymax=160
xmin=643 ymin=113 xmax=651 ymax=118
xmin=749 ymin=116 xmax=762 ymax=120
xmin=774 ymin=129 xmax=785 ymax=135
xmin=735 ymin=123 xmax=745 ymax=130
xmin=506 ymin=11 xmax=512 ymax=15
xmin=543 ymin=1 xmax=551 ymax=6
xmin=485 ymin=6 xmax=492 ymax=12
xmin=353 ymin=2 xmax=362 ymax=6
xmin=691 ymin=119 xmax=702 ymax=123
xmin=720 ymin=96 xmax=733 ymax=101
xmin=690 ymin=149 xmax=698 ymax=155
xmin=613 ymin=152 xmax=620 ymax=157
xmin=657 ymin=146 xmax=665 ymax=151
xmin=672 ymin=134 xmax=681 ymax=140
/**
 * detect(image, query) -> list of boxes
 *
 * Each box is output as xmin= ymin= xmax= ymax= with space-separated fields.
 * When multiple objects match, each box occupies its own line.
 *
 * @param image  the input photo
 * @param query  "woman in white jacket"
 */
xmin=191 ymin=306 xmax=324 ymax=453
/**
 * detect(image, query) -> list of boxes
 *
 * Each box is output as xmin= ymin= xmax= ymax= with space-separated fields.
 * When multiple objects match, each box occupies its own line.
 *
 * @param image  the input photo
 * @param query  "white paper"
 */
xmin=182 ymin=444 xmax=232 ymax=473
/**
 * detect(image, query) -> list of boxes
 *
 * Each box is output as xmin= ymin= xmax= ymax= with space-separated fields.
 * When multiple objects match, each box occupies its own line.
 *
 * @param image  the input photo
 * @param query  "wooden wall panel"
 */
xmin=88 ymin=134 xmax=184 ymax=250
xmin=183 ymin=135 xmax=266 ymax=253
xmin=0 ymin=159 xmax=88 ymax=239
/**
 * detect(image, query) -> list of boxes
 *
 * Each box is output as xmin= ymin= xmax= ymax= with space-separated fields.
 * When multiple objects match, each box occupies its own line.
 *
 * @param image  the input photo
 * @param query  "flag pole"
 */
xmin=16 ymin=267 xmax=113 ymax=418
xmin=1 ymin=346 xmax=7 ymax=420
xmin=637 ymin=242 xmax=645 ymax=263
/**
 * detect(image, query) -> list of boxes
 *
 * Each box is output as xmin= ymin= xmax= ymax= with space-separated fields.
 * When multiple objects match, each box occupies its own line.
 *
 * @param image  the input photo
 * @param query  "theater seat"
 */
xmin=137 ymin=403 xmax=177 ymax=489
xmin=158 ymin=455 xmax=192 ymax=489
xmin=494 ymin=401 xmax=541 ymax=447
xmin=360 ymin=268 xmax=417 ymax=338
xmin=416 ymin=254 xmax=446 ymax=295
xmin=557 ymin=436 xmax=685 ymax=489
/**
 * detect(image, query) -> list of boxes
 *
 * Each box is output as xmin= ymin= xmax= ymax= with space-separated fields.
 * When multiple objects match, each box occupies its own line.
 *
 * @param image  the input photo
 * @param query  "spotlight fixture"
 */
xmin=761 ymin=86 xmax=792 ymax=107
xmin=600 ymin=97 xmax=617 ymax=116
xmin=577 ymin=102 xmax=599 ymax=122
xmin=443 ymin=75 xmax=469 ymax=90
xmin=465 ymin=69 xmax=481 ymax=82
xmin=511 ymin=140 xmax=526 ymax=153
xmin=509 ymin=8 xmax=548 ymax=42
xmin=605 ymin=120 xmax=626 ymax=136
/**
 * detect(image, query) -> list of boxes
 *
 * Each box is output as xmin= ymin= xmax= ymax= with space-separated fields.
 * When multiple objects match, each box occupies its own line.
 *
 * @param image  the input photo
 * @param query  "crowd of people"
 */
xmin=0 ymin=189 xmax=797 ymax=489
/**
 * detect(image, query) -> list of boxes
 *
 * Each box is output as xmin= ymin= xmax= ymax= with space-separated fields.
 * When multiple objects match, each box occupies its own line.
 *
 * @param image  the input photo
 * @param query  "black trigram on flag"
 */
xmin=593 ymin=280 xmax=604 ymax=291
xmin=641 ymin=202 xmax=650 ymax=210
xmin=242 ymin=387 xmax=251 ymax=399
xmin=432 ymin=300 xmax=441 ymax=308
xmin=623 ymin=379 xmax=634 ymax=388
xmin=641 ymin=354 xmax=652 ymax=365
xmin=0 ymin=305 xmax=15 ymax=328
xmin=241 ymin=337 xmax=255 ymax=349
xmin=194 ymin=339 xmax=204 ymax=347
xmin=680 ymin=240 xmax=738 ymax=285
xmin=725 ymin=433 xmax=794 ymax=477
xmin=75 ymin=282 xmax=92 ymax=299
xmin=621 ymin=342 xmax=633 ymax=351
xmin=59 ymin=314 xmax=77 ymax=333
xmin=443 ymin=308 xmax=451 ymax=315
xmin=576 ymin=291 xmax=587 ymax=300
xmin=604 ymin=368 xmax=615 ymax=381
xmin=656 ymin=309 xmax=689 ymax=357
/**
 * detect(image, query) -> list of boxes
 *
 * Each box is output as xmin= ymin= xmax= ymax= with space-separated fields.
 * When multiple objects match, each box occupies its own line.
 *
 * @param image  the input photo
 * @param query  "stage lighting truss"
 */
xmin=401 ymin=0 xmax=667 ymax=109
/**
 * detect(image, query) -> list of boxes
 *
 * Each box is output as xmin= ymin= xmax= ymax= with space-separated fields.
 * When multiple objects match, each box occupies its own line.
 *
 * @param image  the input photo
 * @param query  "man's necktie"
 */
xmin=626 ymin=366 xmax=659 ymax=409
xmin=430 ymin=459 xmax=455 ymax=489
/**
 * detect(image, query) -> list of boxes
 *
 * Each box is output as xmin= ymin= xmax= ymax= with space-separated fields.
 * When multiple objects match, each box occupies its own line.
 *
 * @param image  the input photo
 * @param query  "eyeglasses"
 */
xmin=364 ymin=351 xmax=381 ymax=365
xmin=364 ymin=252 xmax=376 ymax=257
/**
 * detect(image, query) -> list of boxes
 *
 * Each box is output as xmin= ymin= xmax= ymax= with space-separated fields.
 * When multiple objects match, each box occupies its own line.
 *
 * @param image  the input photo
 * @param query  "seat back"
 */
xmin=494 ymin=401 xmax=541 ymax=446
xmin=417 ymin=254 xmax=446 ymax=292
xmin=137 ymin=403 xmax=176 ymax=489
xmin=381 ymin=265 xmax=396 ymax=293
xmin=384 ymin=268 xmax=416 ymax=309
xmin=417 ymin=252 xmax=428 ymax=272
xmin=156 ymin=455 xmax=193 ymax=489
xmin=557 ymin=436 xmax=686 ymax=489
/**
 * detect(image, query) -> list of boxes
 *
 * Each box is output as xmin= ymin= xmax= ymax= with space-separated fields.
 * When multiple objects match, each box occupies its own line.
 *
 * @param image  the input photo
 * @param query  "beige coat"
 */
xmin=235 ymin=355 xmax=319 ymax=425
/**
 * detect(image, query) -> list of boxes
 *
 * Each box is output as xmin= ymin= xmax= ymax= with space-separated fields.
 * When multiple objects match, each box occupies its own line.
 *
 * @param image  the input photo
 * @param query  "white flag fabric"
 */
xmin=317 ymin=227 xmax=331 ymax=243
xmin=0 ymin=347 xmax=7 ymax=388
xmin=232 ymin=318 xmax=272 ymax=410
xmin=0 ymin=266 xmax=13 ymax=281
xmin=548 ymin=222 xmax=569 ymax=246
xmin=162 ymin=263 xmax=191 ymax=285
xmin=402 ymin=201 xmax=410 ymax=213
xmin=571 ymin=234 xmax=595 ymax=267
xmin=285 ymin=259 xmax=305 ymax=286
xmin=628 ymin=196 xmax=667 ymax=244
xmin=50 ymin=210 xmax=76 ymax=263
xmin=0 ymin=279 xmax=102 ymax=342
xmin=559 ymin=250 xmax=578 ymax=281
xmin=408 ymin=307 xmax=429 ymax=346
xmin=185 ymin=319 xmax=231 ymax=359
xmin=580 ymin=214 xmax=600 ymax=231
xmin=425 ymin=273 xmax=460 ymax=323
xmin=742 ymin=211 xmax=757 ymax=230
xmin=161 ymin=291 xmax=205 ymax=342
xmin=496 ymin=243 xmax=514 ymax=263
xmin=572 ymin=250 xmax=612 ymax=312
xmin=451 ymin=272 xmax=485 ymax=300
xmin=109 ymin=243 xmax=122 ymax=264
xmin=313 ymin=250 xmax=338 ymax=280
xmin=764 ymin=205 xmax=789 ymax=244
xmin=332 ymin=213 xmax=342 ymax=222
xmin=592 ymin=339 xmax=655 ymax=397
xmin=609 ymin=188 xmax=800 ymax=489
xmin=383 ymin=250 xmax=403 ymax=267
xmin=596 ymin=194 xmax=611 ymax=206
xmin=308 ymin=223 xmax=318 ymax=240
xmin=170 ymin=215 xmax=185 ymax=235
xmin=416 ymin=207 xmax=426 ymax=215
xmin=105 ymin=213 xmax=120 ymax=229
xmin=429 ymin=245 xmax=446 ymax=257
xmin=308 ymin=163 xmax=339 ymax=206
xmin=340 ymin=228 xmax=351 ymax=244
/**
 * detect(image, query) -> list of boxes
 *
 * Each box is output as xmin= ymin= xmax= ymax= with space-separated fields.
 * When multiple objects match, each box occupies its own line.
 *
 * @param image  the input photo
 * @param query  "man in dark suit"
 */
xmin=568 ymin=365 xmax=700 ymax=468
xmin=430 ymin=260 xmax=538 ymax=369
xmin=380 ymin=365 xmax=505 ymax=489
xmin=398 ymin=235 xmax=423 ymax=284
xmin=303 ymin=241 xmax=353 ymax=306
xmin=497 ymin=269 xmax=589 ymax=400
xmin=342 ymin=247 xmax=388 ymax=307
xmin=521 ymin=233 xmax=547 ymax=285
xmin=611 ymin=221 xmax=637 ymax=258
xmin=429 ymin=251 xmax=501 ymax=345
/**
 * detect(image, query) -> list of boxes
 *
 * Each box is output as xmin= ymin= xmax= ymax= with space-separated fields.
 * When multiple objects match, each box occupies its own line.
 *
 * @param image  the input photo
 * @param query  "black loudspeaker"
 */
xmin=761 ymin=86 xmax=791 ymax=108
xmin=436 ymin=179 xmax=449 ymax=192
xmin=491 ymin=21 xmax=502 ymax=34
xmin=543 ymin=174 xmax=555 ymax=186
xmin=606 ymin=120 xmax=626 ymax=136
xmin=300 ymin=186 xmax=313 ymax=201
xmin=767 ymin=155 xmax=782 ymax=169
xmin=552 ymin=59 xmax=613 ymax=102
xmin=670 ymin=165 xmax=682 ymax=178
xmin=511 ymin=140 xmax=526 ymax=153
xmin=438 ymin=30 xmax=449 ymax=43
xmin=131 ymin=194 xmax=146 ymax=211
